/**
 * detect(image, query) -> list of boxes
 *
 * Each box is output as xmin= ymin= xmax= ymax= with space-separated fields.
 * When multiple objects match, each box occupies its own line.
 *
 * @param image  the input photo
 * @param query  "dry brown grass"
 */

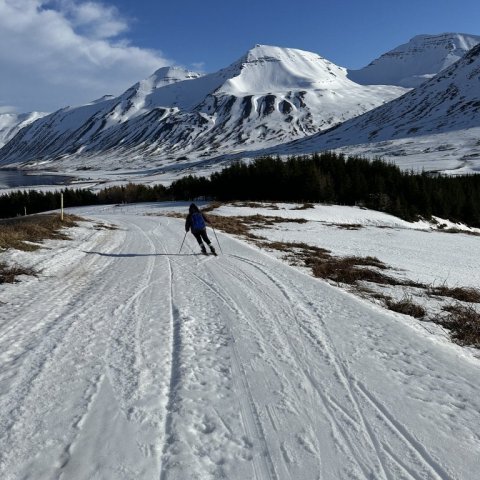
xmin=333 ymin=223 xmax=364 ymax=230
xmin=233 ymin=201 xmax=280 ymax=210
xmin=428 ymin=285 xmax=480 ymax=303
xmin=439 ymin=304 xmax=480 ymax=347
xmin=176 ymin=211 xmax=480 ymax=348
xmin=201 ymin=201 xmax=223 ymax=213
xmin=208 ymin=214 xmax=307 ymax=240
xmin=94 ymin=222 xmax=119 ymax=231
xmin=0 ymin=214 xmax=80 ymax=251
xmin=258 ymin=239 xmax=407 ymax=286
xmin=208 ymin=215 xmax=262 ymax=240
xmin=0 ymin=262 xmax=37 ymax=284
xmin=291 ymin=203 xmax=314 ymax=210
xmin=385 ymin=297 xmax=426 ymax=318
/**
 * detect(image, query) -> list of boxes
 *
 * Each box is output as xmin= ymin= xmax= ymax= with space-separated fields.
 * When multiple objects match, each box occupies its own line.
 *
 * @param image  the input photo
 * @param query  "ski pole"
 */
xmin=179 ymin=231 xmax=187 ymax=254
xmin=212 ymin=226 xmax=223 ymax=254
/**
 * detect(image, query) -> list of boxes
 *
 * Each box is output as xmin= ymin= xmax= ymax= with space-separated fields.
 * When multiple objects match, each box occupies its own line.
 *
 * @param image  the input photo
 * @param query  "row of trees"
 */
xmin=1 ymin=152 xmax=479 ymax=226
xmin=0 ymin=183 xmax=169 ymax=218
xmin=169 ymin=153 xmax=480 ymax=226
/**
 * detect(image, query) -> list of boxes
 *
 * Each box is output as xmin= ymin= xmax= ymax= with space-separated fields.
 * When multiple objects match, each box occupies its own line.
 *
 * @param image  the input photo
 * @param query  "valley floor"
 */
xmin=0 ymin=205 xmax=479 ymax=479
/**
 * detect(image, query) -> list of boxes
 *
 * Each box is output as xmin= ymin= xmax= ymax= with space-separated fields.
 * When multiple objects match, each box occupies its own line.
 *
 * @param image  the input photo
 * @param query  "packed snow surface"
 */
xmin=0 ymin=203 xmax=479 ymax=479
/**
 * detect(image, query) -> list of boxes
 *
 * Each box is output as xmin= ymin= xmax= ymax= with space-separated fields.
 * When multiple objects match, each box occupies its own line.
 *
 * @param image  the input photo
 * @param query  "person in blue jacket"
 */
xmin=185 ymin=203 xmax=216 ymax=254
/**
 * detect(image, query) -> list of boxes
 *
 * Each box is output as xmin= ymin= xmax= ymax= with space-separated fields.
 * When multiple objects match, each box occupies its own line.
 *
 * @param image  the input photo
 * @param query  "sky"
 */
xmin=1 ymin=0 xmax=479 ymax=113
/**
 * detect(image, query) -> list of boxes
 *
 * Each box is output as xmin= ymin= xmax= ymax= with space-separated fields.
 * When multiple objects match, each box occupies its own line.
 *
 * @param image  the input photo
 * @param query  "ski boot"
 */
xmin=209 ymin=244 xmax=217 ymax=256
xmin=200 ymin=244 xmax=207 ymax=255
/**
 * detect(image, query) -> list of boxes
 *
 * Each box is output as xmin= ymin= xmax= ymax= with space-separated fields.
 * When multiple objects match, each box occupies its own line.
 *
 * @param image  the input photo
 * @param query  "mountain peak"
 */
xmin=218 ymin=44 xmax=347 ymax=96
xmin=148 ymin=66 xmax=202 ymax=88
xmin=348 ymin=32 xmax=480 ymax=87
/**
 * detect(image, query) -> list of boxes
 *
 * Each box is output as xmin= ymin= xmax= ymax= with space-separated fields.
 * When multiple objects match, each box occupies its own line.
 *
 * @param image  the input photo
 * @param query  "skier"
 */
xmin=185 ymin=203 xmax=216 ymax=255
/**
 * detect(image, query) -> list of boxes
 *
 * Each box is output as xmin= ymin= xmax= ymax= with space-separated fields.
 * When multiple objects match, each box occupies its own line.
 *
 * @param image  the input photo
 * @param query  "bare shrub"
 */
xmin=0 ymin=262 xmax=36 ymax=284
xmin=428 ymin=285 xmax=480 ymax=303
xmin=385 ymin=297 xmax=426 ymax=318
xmin=439 ymin=304 xmax=480 ymax=347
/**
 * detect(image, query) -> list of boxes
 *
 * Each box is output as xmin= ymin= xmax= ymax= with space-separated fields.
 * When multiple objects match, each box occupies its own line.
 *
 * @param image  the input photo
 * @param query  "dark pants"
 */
xmin=192 ymin=228 xmax=211 ymax=246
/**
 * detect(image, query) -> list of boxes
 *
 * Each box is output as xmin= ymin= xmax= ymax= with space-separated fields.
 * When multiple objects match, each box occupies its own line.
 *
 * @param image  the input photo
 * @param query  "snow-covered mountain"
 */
xmin=348 ymin=33 xmax=480 ymax=87
xmin=0 ymin=45 xmax=405 ymax=170
xmin=270 ymin=43 xmax=480 ymax=174
xmin=0 ymin=111 xmax=47 ymax=148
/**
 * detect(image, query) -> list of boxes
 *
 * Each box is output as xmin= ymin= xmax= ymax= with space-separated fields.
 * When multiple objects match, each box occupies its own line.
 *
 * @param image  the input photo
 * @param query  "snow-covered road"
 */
xmin=1 ymin=212 xmax=479 ymax=479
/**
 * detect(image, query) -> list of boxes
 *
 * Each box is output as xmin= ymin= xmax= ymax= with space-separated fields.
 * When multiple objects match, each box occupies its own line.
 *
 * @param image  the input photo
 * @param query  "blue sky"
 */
xmin=110 ymin=0 xmax=480 ymax=71
xmin=0 ymin=0 xmax=479 ymax=113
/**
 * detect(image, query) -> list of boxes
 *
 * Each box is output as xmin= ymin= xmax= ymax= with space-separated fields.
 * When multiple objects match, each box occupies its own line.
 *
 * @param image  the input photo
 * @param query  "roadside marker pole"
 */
xmin=61 ymin=193 xmax=64 ymax=221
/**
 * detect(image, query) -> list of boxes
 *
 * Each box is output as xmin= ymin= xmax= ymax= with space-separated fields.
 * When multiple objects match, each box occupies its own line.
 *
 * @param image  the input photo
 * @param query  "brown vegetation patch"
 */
xmin=0 ymin=214 xmax=80 ymax=251
xmin=428 ymin=285 xmax=480 ymax=303
xmin=94 ymin=223 xmax=119 ymax=231
xmin=208 ymin=214 xmax=307 ymax=240
xmin=194 ymin=211 xmax=480 ymax=348
xmin=208 ymin=215 xmax=262 ymax=240
xmin=439 ymin=304 xmax=480 ymax=347
xmin=258 ymin=239 xmax=405 ymax=286
xmin=291 ymin=203 xmax=314 ymax=210
xmin=233 ymin=202 xmax=280 ymax=210
xmin=385 ymin=297 xmax=426 ymax=319
xmin=332 ymin=223 xmax=364 ymax=230
xmin=0 ymin=262 xmax=37 ymax=284
xmin=200 ymin=201 xmax=223 ymax=213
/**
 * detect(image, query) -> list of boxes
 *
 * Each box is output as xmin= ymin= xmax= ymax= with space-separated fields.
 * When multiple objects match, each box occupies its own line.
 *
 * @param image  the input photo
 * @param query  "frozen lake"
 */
xmin=0 ymin=170 xmax=73 ymax=189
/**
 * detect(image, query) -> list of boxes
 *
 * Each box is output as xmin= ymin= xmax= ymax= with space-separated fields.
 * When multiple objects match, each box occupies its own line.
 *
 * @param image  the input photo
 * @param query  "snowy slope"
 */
xmin=348 ymin=33 xmax=480 ymax=87
xmin=0 ymin=205 xmax=479 ymax=479
xmin=0 ymin=45 xmax=405 ymax=170
xmin=0 ymin=111 xmax=47 ymax=148
xmin=267 ymin=43 xmax=480 ymax=173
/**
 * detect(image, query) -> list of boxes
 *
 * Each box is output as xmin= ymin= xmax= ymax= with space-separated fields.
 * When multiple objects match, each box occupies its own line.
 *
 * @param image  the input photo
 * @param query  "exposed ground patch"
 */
xmin=209 ymin=212 xmax=480 ymax=348
xmin=0 ymin=214 xmax=80 ymax=252
xmin=0 ymin=213 xmax=83 ymax=284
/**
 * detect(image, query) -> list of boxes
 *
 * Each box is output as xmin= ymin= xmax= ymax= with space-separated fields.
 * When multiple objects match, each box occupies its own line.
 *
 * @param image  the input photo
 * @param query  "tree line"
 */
xmin=0 ymin=183 xmax=169 ymax=218
xmin=170 ymin=153 xmax=480 ymax=226
xmin=1 ymin=152 xmax=479 ymax=226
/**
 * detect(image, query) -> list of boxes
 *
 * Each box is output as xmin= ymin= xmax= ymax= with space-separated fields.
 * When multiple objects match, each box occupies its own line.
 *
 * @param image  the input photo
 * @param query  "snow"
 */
xmin=0 ymin=44 xmax=406 ymax=171
xmin=264 ymin=43 xmax=480 ymax=174
xmin=1 ymin=203 xmax=479 ymax=479
xmin=0 ymin=111 xmax=47 ymax=148
xmin=212 ymin=203 xmax=480 ymax=288
xmin=348 ymin=33 xmax=480 ymax=87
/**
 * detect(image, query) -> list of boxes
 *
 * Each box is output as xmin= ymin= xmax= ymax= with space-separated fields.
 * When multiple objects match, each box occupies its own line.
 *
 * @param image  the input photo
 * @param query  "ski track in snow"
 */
xmin=0 ymin=211 xmax=479 ymax=479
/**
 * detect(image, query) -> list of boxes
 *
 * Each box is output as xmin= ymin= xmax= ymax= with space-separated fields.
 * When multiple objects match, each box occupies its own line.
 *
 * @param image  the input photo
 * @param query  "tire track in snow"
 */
xmin=0 ymin=230 xmax=121 ymax=476
xmin=355 ymin=381 xmax=452 ymax=480
xmin=158 ymin=243 xmax=181 ymax=480
xmin=229 ymin=253 xmax=453 ymax=480
xmin=167 ymin=259 xmax=278 ymax=480
xmin=215 ymin=258 xmax=378 ymax=479
xmin=225 ymin=254 xmax=399 ymax=479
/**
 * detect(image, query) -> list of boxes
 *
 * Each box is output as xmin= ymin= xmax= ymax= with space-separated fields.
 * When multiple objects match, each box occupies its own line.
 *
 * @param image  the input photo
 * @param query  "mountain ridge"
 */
xmin=348 ymin=32 xmax=480 ymax=87
xmin=1 ymin=35 xmax=479 ymax=174
xmin=0 ymin=44 xmax=406 ymax=169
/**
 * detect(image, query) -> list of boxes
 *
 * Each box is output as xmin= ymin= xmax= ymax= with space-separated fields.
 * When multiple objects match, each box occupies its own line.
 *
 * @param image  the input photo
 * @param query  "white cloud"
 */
xmin=0 ymin=0 xmax=171 ymax=112
xmin=52 ymin=0 xmax=129 ymax=39
xmin=0 ymin=105 xmax=18 ymax=114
